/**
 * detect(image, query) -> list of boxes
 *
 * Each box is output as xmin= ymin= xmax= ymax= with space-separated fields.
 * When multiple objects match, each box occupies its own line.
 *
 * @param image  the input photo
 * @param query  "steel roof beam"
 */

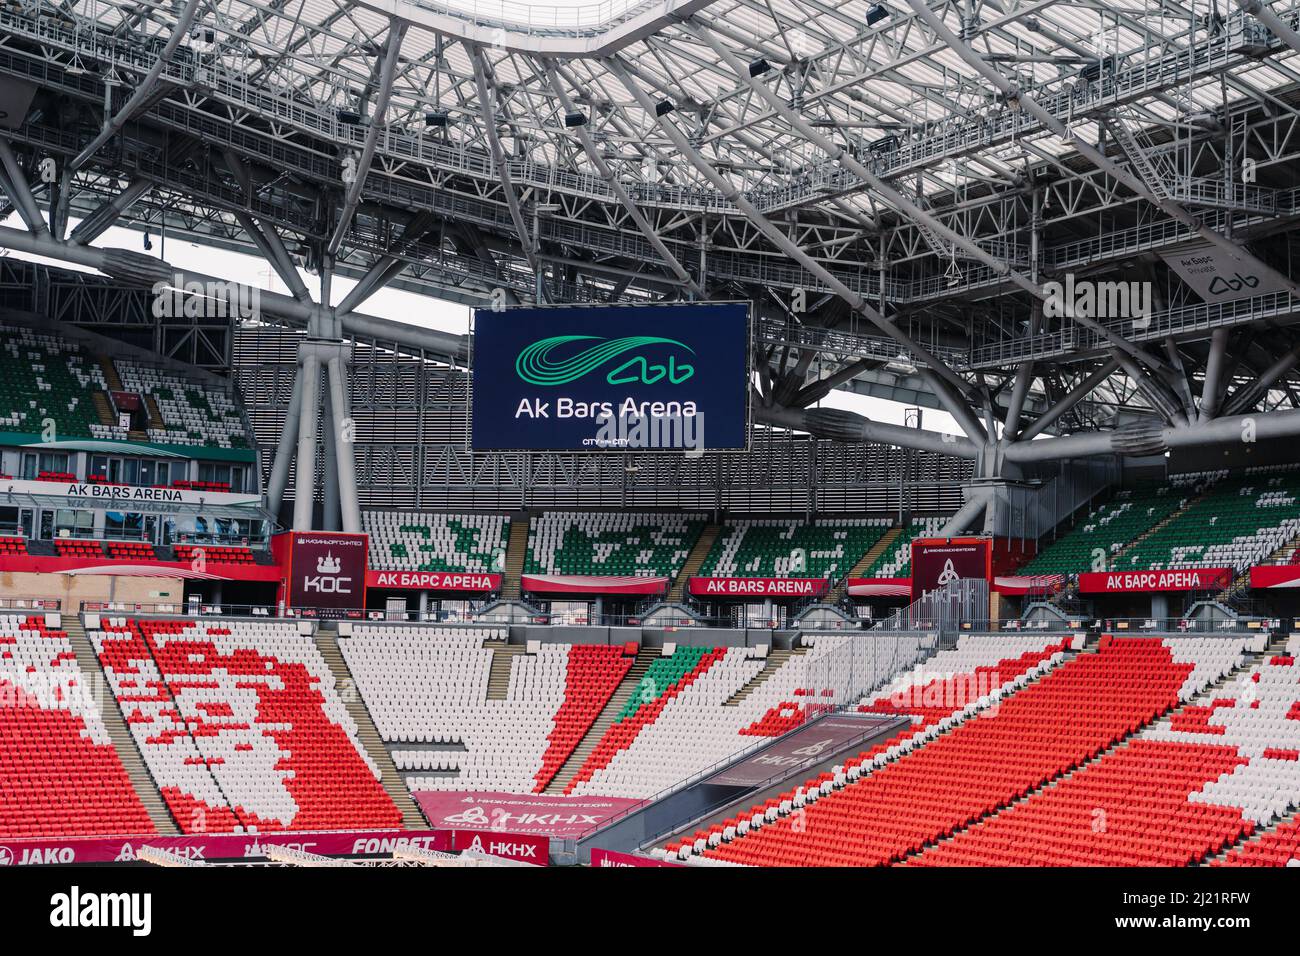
xmin=544 ymin=61 xmax=704 ymax=298
xmin=67 ymin=0 xmax=202 ymax=174
xmin=903 ymin=0 xmax=1300 ymax=305
xmin=606 ymin=54 xmax=987 ymax=443
xmin=328 ymin=20 xmax=408 ymax=257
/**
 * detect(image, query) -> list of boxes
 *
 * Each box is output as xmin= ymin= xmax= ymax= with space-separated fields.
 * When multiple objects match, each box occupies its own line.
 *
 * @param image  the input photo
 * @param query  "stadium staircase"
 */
xmin=142 ymin=394 xmax=166 ymax=433
xmin=826 ymin=524 xmax=902 ymax=604
xmin=64 ymin=615 xmax=179 ymax=835
xmin=668 ymin=522 xmax=720 ymax=603
xmin=501 ymin=513 xmax=530 ymax=600
xmin=95 ymin=354 xmax=124 ymax=393
xmin=90 ymin=391 xmax=116 ymax=428
xmin=722 ymin=647 xmax=802 ymax=707
xmin=485 ymin=639 xmax=526 ymax=700
xmin=543 ymin=645 xmax=659 ymax=795
xmin=1110 ymin=119 xmax=1176 ymax=200
xmin=315 ymin=629 xmax=428 ymax=829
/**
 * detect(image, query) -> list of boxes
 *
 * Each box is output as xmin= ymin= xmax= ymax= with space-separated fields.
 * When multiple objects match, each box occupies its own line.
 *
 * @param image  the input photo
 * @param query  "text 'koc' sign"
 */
xmin=279 ymin=531 xmax=368 ymax=618
xmin=471 ymin=303 xmax=750 ymax=451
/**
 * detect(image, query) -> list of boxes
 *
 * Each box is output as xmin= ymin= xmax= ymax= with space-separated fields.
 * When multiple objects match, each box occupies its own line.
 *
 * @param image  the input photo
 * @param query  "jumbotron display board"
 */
xmin=470 ymin=302 xmax=750 ymax=451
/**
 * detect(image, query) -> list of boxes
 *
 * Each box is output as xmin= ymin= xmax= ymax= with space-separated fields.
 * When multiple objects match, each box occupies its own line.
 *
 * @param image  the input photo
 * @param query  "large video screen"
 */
xmin=470 ymin=302 xmax=750 ymax=451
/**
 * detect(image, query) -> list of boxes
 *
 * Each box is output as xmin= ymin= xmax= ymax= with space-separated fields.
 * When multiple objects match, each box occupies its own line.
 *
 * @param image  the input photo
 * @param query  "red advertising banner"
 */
xmin=0 ymin=829 xmax=450 ymax=866
xmin=451 ymin=829 xmax=550 ymax=865
xmin=689 ymin=577 xmax=829 ymax=598
xmin=992 ymin=574 xmax=1066 ymax=596
xmin=274 ymin=531 xmax=368 ymax=617
xmin=589 ymin=847 xmax=683 ymax=868
xmin=1077 ymin=568 xmax=1232 ymax=593
xmin=366 ymin=570 xmax=502 ymax=592
xmin=1249 ymin=565 xmax=1300 ymax=589
xmin=412 ymin=790 xmax=641 ymax=840
xmin=845 ymin=577 xmax=911 ymax=598
xmin=910 ymin=537 xmax=992 ymax=602
xmin=520 ymin=574 xmax=668 ymax=595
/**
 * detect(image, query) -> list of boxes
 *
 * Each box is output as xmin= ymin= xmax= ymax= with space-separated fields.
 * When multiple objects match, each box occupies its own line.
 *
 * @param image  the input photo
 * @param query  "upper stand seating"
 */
xmin=858 ymin=516 xmax=946 ymax=578
xmin=669 ymin=636 xmax=1244 ymax=866
xmin=0 ymin=614 xmax=154 ymax=838
xmin=89 ymin=618 xmax=399 ymax=833
xmin=525 ymin=512 xmax=705 ymax=577
xmin=919 ymin=636 xmax=1296 ymax=866
xmin=115 ymin=358 xmax=250 ymax=449
xmin=338 ymin=626 xmax=633 ymax=793
xmin=699 ymin=517 xmax=891 ymax=579
xmin=0 ymin=323 xmax=111 ymax=440
xmin=363 ymin=512 xmax=509 ymax=572
xmin=0 ymin=536 xmax=28 ymax=555
xmin=1018 ymin=480 xmax=1195 ymax=576
xmin=1120 ymin=468 xmax=1300 ymax=573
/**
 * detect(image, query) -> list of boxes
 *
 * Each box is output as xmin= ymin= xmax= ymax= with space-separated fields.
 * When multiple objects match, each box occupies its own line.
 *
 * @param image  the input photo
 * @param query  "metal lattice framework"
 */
xmin=6 ymin=0 xmax=1300 ymax=531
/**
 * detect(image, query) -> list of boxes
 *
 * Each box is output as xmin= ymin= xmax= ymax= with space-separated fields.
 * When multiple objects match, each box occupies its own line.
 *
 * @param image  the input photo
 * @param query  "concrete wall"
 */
xmin=0 ymin=572 xmax=184 ymax=608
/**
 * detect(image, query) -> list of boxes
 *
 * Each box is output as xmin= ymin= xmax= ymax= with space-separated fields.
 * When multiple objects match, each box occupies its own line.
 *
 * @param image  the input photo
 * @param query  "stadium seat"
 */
xmin=90 ymin=618 xmax=399 ymax=833
xmin=115 ymin=359 xmax=250 ymax=449
xmin=524 ymin=512 xmax=704 ymax=577
xmin=858 ymin=517 xmax=947 ymax=578
xmin=363 ymin=511 xmax=509 ymax=572
xmin=918 ymin=638 xmax=1295 ymax=866
xmin=0 ymin=324 xmax=112 ymax=441
xmin=0 ymin=614 xmax=155 ymax=838
xmin=690 ymin=637 xmax=1246 ymax=866
xmin=699 ymin=517 xmax=890 ymax=579
xmin=340 ymin=626 xmax=634 ymax=794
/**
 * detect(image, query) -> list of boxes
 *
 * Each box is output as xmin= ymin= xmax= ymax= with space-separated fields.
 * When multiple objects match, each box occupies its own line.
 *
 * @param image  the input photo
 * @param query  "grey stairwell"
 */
xmin=668 ymin=521 xmax=721 ymax=603
xmin=65 ymin=615 xmax=179 ymax=835
xmin=485 ymin=640 xmax=526 ymax=701
xmin=722 ymin=647 xmax=803 ymax=707
xmin=500 ymin=513 xmax=531 ymax=600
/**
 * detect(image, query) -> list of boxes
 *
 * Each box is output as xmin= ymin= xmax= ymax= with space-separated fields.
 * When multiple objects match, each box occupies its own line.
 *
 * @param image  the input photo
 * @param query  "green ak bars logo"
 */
xmin=515 ymin=335 xmax=695 ymax=386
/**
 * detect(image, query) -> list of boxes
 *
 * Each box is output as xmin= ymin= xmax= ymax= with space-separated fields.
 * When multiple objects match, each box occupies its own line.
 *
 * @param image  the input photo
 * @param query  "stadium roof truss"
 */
xmin=6 ymin=0 xmax=1300 ymax=531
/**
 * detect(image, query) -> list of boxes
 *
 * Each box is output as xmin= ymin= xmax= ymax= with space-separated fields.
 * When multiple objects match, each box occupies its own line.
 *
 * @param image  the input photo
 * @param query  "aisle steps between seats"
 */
xmin=828 ymin=525 xmax=903 ymax=604
xmin=723 ymin=648 xmax=801 ymax=707
xmin=501 ymin=515 xmax=530 ymax=600
xmin=485 ymin=641 xmax=527 ymax=701
xmin=316 ymin=630 xmax=428 ymax=829
xmin=669 ymin=522 xmax=721 ymax=604
xmin=544 ymin=646 xmax=659 ymax=795
xmin=66 ymin=615 xmax=178 ymax=835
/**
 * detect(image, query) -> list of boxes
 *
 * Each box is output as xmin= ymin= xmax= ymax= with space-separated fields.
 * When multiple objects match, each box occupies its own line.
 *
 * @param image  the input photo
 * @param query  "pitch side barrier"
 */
xmin=566 ymin=710 xmax=910 ymax=866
